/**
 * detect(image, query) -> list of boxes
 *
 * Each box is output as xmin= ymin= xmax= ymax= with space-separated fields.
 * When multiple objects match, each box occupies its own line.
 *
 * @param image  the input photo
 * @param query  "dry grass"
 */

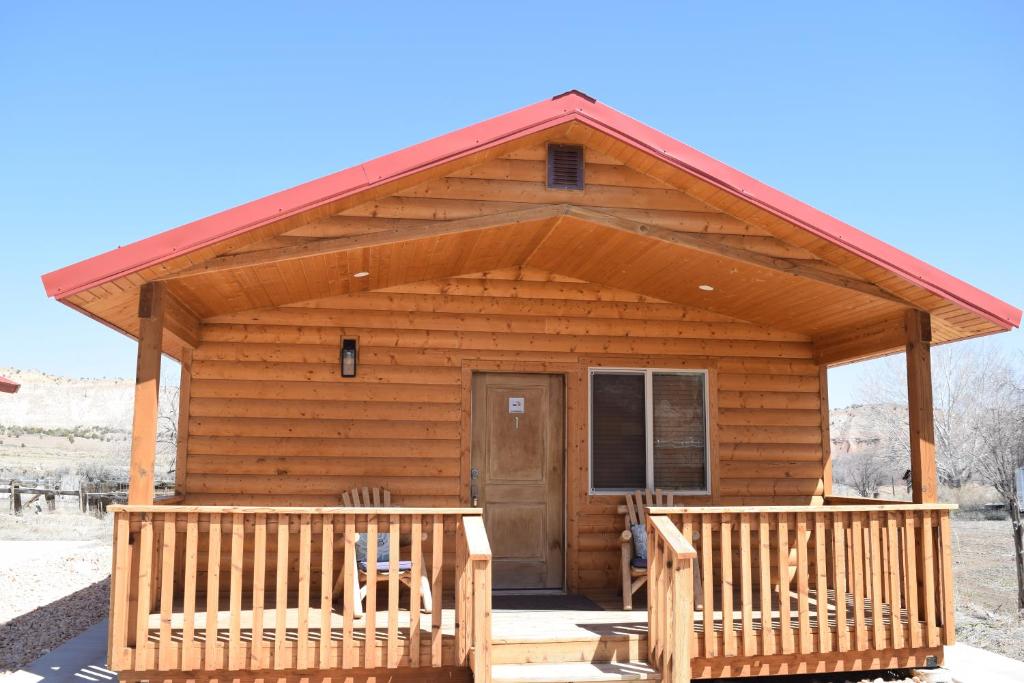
xmin=0 ymin=501 xmax=111 ymax=541
xmin=950 ymin=518 xmax=1024 ymax=662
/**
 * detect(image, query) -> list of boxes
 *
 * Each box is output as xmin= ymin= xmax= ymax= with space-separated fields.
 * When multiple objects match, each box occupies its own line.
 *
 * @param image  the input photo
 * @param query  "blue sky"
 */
xmin=1 ymin=2 xmax=1021 ymax=406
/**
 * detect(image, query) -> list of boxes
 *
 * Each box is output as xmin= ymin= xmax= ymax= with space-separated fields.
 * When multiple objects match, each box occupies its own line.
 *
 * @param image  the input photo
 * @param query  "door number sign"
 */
xmin=508 ymin=397 xmax=525 ymax=414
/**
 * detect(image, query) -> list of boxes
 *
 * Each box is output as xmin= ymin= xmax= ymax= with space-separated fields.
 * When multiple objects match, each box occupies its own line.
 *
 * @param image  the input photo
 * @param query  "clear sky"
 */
xmin=1 ymin=2 xmax=1021 ymax=406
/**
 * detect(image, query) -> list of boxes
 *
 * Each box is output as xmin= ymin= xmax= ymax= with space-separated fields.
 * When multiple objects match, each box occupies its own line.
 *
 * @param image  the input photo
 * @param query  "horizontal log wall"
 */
xmin=184 ymin=267 xmax=825 ymax=593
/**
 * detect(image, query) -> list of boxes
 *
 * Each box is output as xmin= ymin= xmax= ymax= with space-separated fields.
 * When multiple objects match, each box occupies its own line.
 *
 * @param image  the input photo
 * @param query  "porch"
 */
xmin=109 ymin=499 xmax=956 ymax=682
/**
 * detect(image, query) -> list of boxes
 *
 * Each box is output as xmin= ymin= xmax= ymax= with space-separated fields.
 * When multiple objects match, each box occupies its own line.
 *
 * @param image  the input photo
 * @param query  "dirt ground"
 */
xmin=949 ymin=518 xmax=1024 ymax=662
xmin=0 ymin=511 xmax=1021 ymax=674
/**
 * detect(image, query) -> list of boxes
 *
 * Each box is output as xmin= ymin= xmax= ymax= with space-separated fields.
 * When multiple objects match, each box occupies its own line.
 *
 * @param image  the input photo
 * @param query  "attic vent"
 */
xmin=547 ymin=145 xmax=584 ymax=190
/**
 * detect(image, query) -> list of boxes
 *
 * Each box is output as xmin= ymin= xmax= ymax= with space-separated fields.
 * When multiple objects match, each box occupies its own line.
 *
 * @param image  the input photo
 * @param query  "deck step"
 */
xmin=492 ymin=629 xmax=646 ymax=664
xmin=491 ymin=661 xmax=661 ymax=682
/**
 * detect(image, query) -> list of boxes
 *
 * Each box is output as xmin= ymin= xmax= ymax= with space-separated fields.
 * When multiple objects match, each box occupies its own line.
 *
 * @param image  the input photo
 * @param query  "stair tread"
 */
xmin=491 ymin=661 xmax=661 ymax=682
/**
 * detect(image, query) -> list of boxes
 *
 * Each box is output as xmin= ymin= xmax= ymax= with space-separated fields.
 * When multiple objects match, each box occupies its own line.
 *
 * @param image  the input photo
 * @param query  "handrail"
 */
xmin=109 ymin=504 xmax=483 ymax=514
xmin=649 ymin=515 xmax=696 ymax=561
xmin=456 ymin=515 xmax=491 ymax=683
xmin=649 ymin=503 xmax=957 ymax=514
xmin=461 ymin=515 xmax=493 ymax=561
xmin=646 ymin=515 xmax=695 ymax=683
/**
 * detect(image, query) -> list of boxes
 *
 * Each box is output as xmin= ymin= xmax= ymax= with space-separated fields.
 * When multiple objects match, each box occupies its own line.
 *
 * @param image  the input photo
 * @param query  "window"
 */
xmin=589 ymin=368 xmax=709 ymax=494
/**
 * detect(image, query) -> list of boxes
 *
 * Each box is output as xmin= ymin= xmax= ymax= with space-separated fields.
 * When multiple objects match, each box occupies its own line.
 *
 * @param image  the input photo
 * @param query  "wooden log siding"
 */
xmin=183 ymin=267 xmax=827 ymax=592
xmin=108 ymin=505 xmax=487 ymax=675
xmin=650 ymin=504 xmax=956 ymax=679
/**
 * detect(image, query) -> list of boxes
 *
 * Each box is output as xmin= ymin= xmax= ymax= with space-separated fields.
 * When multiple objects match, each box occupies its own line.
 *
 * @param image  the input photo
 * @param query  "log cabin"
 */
xmin=41 ymin=90 xmax=1022 ymax=683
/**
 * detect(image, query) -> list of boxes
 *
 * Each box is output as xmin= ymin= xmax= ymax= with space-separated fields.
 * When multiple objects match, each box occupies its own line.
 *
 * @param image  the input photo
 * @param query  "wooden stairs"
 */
xmin=489 ymin=613 xmax=658 ymax=682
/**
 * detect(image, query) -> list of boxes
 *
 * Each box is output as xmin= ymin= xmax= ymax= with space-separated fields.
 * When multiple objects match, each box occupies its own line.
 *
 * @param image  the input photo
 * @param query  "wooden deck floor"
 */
xmin=141 ymin=589 xmax=920 ymax=662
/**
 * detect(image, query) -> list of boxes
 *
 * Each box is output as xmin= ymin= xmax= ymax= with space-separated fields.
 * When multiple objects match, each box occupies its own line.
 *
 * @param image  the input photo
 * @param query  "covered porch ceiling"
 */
xmin=162 ymin=203 xmax=911 ymax=338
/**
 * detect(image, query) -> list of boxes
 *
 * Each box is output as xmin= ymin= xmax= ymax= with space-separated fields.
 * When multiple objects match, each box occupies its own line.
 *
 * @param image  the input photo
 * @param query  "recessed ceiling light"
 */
xmin=698 ymin=284 xmax=715 ymax=291
xmin=354 ymin=271 xmax=370 ymax=278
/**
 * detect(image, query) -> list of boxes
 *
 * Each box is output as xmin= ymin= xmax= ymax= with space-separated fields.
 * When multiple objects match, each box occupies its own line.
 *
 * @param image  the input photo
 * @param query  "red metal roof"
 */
xmin=40 ymin=90 xmax=1021 ymax=330
xmin=0 ymin=376 xmax=20 ymax=394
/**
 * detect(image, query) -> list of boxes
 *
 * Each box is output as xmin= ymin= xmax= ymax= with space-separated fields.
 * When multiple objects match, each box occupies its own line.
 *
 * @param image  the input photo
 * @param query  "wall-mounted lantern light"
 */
xmin=340 ymin=338 xmax=358 ymax=377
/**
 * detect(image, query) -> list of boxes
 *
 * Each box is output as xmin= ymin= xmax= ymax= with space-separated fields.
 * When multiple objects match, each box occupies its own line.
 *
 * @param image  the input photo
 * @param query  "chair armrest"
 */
xmin=620 ymin=529 xmax=632 ymax=544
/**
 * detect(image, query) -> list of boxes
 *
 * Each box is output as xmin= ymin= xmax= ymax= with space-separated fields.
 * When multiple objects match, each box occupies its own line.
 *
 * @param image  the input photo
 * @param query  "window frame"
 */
xmin=587 ymin=367 xmax=711 ymax=496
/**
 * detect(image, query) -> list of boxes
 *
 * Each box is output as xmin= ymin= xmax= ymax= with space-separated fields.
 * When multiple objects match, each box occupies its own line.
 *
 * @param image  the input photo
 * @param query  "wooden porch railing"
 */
xmin=457 ymin=515 xmax=492 ymax=683
xmin=646 ymin=515 xmax=697 ymax=683
xmin=107 ymin=505 xmax=491 ymax=678
xmin=646 ymin=503 xmax=956 ymax=680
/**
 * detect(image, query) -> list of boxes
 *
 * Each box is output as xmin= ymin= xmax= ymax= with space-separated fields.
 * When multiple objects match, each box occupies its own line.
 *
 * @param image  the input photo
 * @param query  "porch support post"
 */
xmin=905 ymin=310 xmax=937 ymax=504
xmin=128 ymin=282 xmax=165 ymax=505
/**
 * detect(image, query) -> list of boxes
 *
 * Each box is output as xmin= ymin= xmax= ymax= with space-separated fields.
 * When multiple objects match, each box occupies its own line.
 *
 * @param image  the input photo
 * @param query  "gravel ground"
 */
xmin=0 ymin=539 xmax=111 ymax=672
xmin=0 ymin=508 xmax=113 ymax=674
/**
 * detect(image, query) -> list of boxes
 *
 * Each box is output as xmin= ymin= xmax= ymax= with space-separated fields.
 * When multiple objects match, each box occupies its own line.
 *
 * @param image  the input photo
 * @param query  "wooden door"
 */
xmin=471 ymin=373 xmax=565 ymax=590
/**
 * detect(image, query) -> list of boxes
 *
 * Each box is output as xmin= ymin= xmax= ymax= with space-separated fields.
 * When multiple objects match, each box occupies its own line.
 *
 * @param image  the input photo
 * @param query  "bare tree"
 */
xmin=156 ymin=385 xmax=179 ymax=478
xmin=833 ymin=449 xmax=893 ymax=498
xmin=971 ymin=358 xmax=1024 ymax=613
xmin=857 ymin=343 xmax=1004 ymax=491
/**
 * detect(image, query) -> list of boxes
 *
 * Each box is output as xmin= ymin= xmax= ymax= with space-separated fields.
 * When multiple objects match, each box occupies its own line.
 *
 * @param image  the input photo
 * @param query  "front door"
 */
xmin=470 ymin=373 xmax=565 ymax=590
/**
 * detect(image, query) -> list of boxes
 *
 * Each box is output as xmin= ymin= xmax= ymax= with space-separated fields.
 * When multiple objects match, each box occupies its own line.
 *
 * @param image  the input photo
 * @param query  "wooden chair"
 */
xmin=619 ymin=489 xmax=702 ymax=610
xmin=335 ymin=487 xmax=432 ymax=617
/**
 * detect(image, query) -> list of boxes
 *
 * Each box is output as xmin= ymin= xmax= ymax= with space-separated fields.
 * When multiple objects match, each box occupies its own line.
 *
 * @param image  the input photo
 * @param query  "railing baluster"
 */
xmin=181 ymin=512 xmax=198 ymax=671
xmin=886 ymin=514 xmax=904 ymax=649
xmin=850 ymin=512 xmax=866 ymax=650
xmin=251 ymin=513 xmax=266 ymax=670
xmin=796 ymin=512 xmax=811 ymax=654
xmin=757 ymin=512 xmax=773 ymax=656
xmin=738 ymin=513 xmax=754 ymax=656
xmin=273 ymin=513 xmax=289 ymax=670
xmin=204 ymin=512 xmax=221 ymax=671
xmin=431 ymin=514 xmax=444 ymax=667
xmin=387 ymin=514 xmax=400 ymax=668
xmin=342 ymin=514 xmax=356 ymax=668
xmin=777 ymin=513 xmax=793 ymax=654
xmin=134 ymin=512 xmax=154 ymax=671
xmin=903 ymin=510 xmax=920 ymax=648
xmin=868 ymin=513 xmax=885 ymax=649
xmin=832 ymin=512 xmax=849 ymax=652
xmin=648 ymin=523 xmax=660 ymax=663
xmin=938 ymin=513 xmax=956 ymax=644
xmin=158 ymin=513 xmax=177 ymax=671
xmin=700 ymin=515 xmax=715 ymax=658
xmin=813 ymin=512 xmax=831 ymax=653
xmin=228 ymin=513 xmax=244 ymax=669
xmin=364 ymin=513 xmax=378 ymax=668
xmin=319 ymin=513 xmax=334 ymax=669
xmin=720 ymin=513 xmax=734 ymax=657
xmin=921 ymin=512 xmax=938 ymax=646
xmin=409 ymin=514 xmax=422 ymax=667
xmin=297 ymin=513 xmax=312 ymax=670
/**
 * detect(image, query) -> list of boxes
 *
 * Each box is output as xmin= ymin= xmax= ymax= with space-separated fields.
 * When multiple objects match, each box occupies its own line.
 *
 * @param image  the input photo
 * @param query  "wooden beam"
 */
xmin=565 ymin=206 xmax=911 ymax=306
xmin=159 ymin=205 xmax=570 ymax=280
xmin=128 ymin=282 xmax=165 ymax=505
xmin=812 ymin=313 xmax=909 ymax=365
xmin=906 ymin=310 xmax=937 ymax=504
xmin=819 ymin=366 xmax=833 ymax=497
xmin=163 ymin=291 xmax=200 ymax=348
